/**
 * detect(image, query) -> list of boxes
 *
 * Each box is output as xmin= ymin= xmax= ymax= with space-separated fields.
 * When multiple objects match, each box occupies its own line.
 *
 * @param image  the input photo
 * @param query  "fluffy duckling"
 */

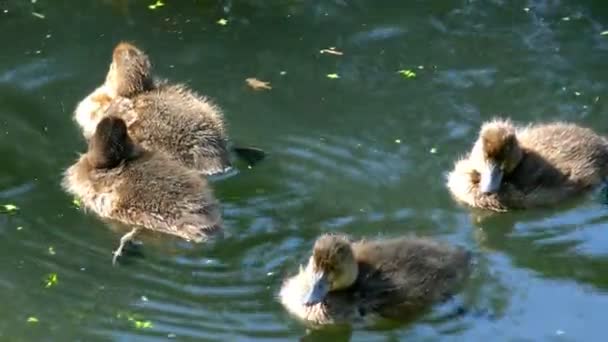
xmin=74 ymin=42 xmax=264 ymax=176
xmin=62 ymin=116 xmax=222 ymax=263
xmin=447 ymin=119 xmax=608 ymax=211
xmin=279 ymin=234 xmax=471 ymax=325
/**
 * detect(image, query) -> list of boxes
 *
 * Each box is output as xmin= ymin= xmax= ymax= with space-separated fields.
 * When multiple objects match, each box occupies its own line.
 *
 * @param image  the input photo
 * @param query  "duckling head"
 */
xmin=105 ymin=42 xmax=153 ymax=97
xmin=302 ymin=234 xmax=358 ymax=306
xmin=472 ymin=119 xmax=523 ymax=194
xmin=87 ymin=116 xmax=139 ymax=169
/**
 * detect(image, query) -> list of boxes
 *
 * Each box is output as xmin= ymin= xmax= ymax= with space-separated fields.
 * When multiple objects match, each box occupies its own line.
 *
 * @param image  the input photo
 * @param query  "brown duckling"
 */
xmin=62 ymin=116 xmax=222 ymax=264
xmin=447 ymin=118 xmax=608 ymax=211
xmin=279 ymin=234 xmax=471 ymax=325
xmin=74 ymin=42 xmax=264 ymax=176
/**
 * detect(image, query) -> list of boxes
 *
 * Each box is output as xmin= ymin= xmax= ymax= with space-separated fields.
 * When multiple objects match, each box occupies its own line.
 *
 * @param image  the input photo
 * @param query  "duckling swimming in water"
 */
xmin=74 ymin=42 xmax=265 ymax=176
xmin=62 ymin=116 xmax=222 ymax=264
xmin=447 ymin=118 xmax=608 ymax=211
xmin=279 ymin=234 xmax=471 ymax=325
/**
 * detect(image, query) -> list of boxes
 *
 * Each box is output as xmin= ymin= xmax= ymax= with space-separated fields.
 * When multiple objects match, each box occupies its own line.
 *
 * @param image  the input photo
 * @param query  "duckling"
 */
xmin=62 ymin=116 xmax=222 ymax=264
xmin=74 ymin=42 xmax=265 ymax=176
xmin=447 ymin=118 xmax=608 ymax=211
xmin=279 ymin=234 xmax=471 ymax=325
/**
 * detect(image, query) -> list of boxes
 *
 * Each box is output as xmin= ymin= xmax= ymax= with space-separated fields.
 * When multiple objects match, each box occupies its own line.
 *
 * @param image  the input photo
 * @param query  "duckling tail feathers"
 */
xmin=232 ymin=146 xmax=266 ymax=167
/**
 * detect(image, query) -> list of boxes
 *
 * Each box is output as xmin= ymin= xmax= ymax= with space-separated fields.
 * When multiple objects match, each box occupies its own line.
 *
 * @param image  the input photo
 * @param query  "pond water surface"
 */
xmin=1 ymin=0 xmax=608 ymax=341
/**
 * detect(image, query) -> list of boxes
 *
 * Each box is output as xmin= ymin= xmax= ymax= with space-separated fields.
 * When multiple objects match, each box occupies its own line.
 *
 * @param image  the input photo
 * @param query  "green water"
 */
xmin=1 ymin=0 xmax=608 ymax=340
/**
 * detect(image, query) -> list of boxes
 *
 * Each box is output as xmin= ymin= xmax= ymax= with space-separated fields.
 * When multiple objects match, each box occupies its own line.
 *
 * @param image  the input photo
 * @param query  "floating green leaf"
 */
xmin=217 ymin=18 xmax=228 ymax=26
xmin=1 ymin=204 xmax=19 ymax=213
xmin=26 ymin=316 xmax=39 ymax=323
xmin=326 ymin=73 xmax=340 ymax=79
xmin=44 ymin=273 xmax=58 ymax=288
xmin=397 ymin=69 xmax=417 ymax=79
xmin=117 ymin=311 xmax=154 ymax=329
xmin=133 ymin=320 xmax=153 ymax=329
xmin=148 ymin=0 xmax=164 ymax=10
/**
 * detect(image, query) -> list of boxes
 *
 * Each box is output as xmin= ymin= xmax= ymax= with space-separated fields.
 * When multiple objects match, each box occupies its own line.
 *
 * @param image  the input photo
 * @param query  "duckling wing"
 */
xmin=128 ymin=84 xmax=230 ymax=174
xmin=353 ymin=238 xmax=471 ymax=319
xmin=516 ymin=123 xmax=608 ymax=188
xmin=506 ymin=150 xmax=570 ymax=191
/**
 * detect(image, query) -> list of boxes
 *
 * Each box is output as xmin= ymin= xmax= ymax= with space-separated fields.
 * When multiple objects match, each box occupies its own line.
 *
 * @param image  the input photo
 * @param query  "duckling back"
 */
xmin=351 ymin=237 xmax=471 ymax=319
xmin=514 ymin=122 xmax=608 ymax=189
xmin=126 ymin=83 xmax=231 ymax=175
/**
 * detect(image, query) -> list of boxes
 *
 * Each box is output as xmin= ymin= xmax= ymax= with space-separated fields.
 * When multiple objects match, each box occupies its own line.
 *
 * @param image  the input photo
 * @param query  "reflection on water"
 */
xmin=1 ymin=0 xmax=608 ymax=340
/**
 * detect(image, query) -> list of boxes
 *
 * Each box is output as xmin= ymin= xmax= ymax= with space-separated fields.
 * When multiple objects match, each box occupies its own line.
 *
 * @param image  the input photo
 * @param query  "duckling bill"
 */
xmin=447 ymin=118 xmax=608 ymax=211
xmin=62 ymin=115 xmax=222 ymax=263
xmin=279 ymin=234 xmax=471 ymax=325
xmin=74 ymin=41 xmax=265 ymax=176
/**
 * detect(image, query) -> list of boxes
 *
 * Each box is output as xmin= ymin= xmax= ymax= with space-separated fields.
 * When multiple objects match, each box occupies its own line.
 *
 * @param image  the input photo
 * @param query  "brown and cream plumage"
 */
xmin=74 ymin=42 xmax=263 ymax=176
xmin=447 ymin=118 xmax=608 ymax=211
xmin=62 ymin=116 xmax=222 ymax=263
xmin=279 ymin=234 xmax=471 ymax=325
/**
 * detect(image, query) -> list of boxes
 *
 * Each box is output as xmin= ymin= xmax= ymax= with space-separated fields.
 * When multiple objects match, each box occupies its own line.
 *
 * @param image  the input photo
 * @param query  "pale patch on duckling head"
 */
xmin=87 ymin=116 xmax=140 ymax=169
xmin=74 ymin=85 xmax=114 ymax=139
xmin=300 ymin=234 xmax=358 ymax=306
xmin=472 ymin=119 xmax=522 ymax=194
xmin=106 ymin=42 xmax=153 ymax=98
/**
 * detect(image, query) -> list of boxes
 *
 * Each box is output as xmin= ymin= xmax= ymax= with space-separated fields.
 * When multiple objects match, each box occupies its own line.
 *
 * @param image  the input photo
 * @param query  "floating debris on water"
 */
xmin=1 ymin=204 xmax=19 ymax=214
xmin=430 ymin=147 xmax=437 ymax=154
xmin=44 ymin=273 xmax=58 ymax=288
xmin=397 ymin=69 xmax=416 ymax=78
xmin=326 ymin=73 xmax=340 ymax=79
xmin=26 ymin=316 xmax=39 ymax=323
xmin=148 ymin=0 xmax=164 ymax=10
xmin=31 ymin=12 xmax=45 ymax=19
xmin=117 ymin=311 xmax=154 ymax=329
xmin=601 ymin=31 xmax=608 ymax=36
xmin=132 ymin=319 xmax=153 ymax=329
xmin=320 ymin=47 xmax=343 ymax=56
xmin=48 ymin=247 xmax=56 ymax=256
xmin=246 ymin=78 xmax=272 ymax=91
xmin=217 ymin=18 xmax=228 ymax=26
xmin=395 ymin=139 xmax=401 ymax=144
